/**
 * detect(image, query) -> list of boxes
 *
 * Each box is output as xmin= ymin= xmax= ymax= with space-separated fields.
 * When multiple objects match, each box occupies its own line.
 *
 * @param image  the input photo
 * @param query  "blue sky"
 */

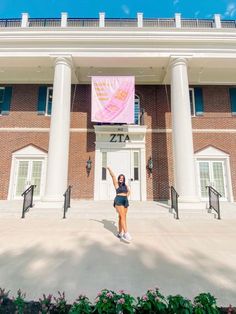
xmin=0 ymin=0 xmax=236 ymax=19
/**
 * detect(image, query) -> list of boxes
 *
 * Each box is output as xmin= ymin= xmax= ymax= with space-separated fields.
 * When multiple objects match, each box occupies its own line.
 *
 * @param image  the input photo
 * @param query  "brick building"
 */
xmin=0 ymin=13 xmax=236 ymax=206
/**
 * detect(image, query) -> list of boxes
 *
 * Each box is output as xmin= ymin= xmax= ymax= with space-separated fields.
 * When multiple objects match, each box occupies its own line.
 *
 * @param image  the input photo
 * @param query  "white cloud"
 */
xmin=121 ymin=4 xmax=130 ymax=15
xmin=173 ymin=0 xmax=179 ymax=6
xmin=224 ymin=3 xmax=236 ymax=17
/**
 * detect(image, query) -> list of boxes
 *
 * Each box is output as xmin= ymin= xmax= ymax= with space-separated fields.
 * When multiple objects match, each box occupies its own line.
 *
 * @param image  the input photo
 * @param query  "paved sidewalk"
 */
xmin=0 ymin=200 xmax=236 ymax=306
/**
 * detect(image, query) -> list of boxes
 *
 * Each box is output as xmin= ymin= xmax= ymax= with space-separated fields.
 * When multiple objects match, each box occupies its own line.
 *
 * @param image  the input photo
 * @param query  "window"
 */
xmin=45 ymin=87 xmax=53 ymax=116
xmin=134 ymin=94 xmax=140 ymax=124
xmin=37 ymin=85 xmax=51 ymax=115
xmin=133 ymin=152 xmax=139 ymax=181
xmin=189 ymin=88 xmax=195 ymax=116
xmin=191 ymin=87 xmax=204 ymax=116
xmin=229 ymin=87 xmax=236 ymax=115
xmin=102 ymin=152 xmax=107 ymax=180
xmin=0 ymin=87 xmax=5 ymax=104
xmin=0 ymin=86 xmax=12 ymax=115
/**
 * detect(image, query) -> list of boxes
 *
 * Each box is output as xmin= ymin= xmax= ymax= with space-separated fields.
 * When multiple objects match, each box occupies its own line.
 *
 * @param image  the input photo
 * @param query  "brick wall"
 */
xmin=0 ymin=84 xmax=236 ymax=200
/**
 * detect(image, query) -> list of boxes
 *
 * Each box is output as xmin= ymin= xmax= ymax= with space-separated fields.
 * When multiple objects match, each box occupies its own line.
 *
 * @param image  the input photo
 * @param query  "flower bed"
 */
xmin=0 ymin=287 xmax=235 ymax=313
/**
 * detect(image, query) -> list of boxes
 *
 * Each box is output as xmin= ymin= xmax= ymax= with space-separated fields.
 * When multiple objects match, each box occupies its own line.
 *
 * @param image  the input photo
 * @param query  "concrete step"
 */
xmin=0 ymin=200 xmax=236 ymax=220
xmin=0 ymin=208 xmax=217 ymax=221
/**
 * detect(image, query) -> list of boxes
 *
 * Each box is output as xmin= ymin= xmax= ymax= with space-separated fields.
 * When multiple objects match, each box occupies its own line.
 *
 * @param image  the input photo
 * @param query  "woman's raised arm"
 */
xmin=107 ymin=167 xmax=118 ymax=189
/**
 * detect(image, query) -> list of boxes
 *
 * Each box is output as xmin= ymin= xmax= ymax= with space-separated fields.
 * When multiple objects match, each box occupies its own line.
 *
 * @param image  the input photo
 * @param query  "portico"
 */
xmin=1 ymin=13 xmax=236 ymax=203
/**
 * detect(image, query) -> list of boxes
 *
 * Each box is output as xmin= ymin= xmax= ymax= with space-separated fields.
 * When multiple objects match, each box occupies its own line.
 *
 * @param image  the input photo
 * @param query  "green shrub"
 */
xmin=0 ymin=288 xmax=10 ymax=306
xmin=93 ymin=289 xmax=117 ymax=314
xmin=69 ymin=294 xmax=92 ymax=314
xmin=0 ymin=286 xmax=234 ymax=313
xmin=13 ymin=289 xmax=26 ymax=314
xmin=167 ymin=294 xmax=193 ymax=314
xmin=194 ymin=293 xmax=220 ymax=314
xmin=136 ymin=287 xmax=167 ymax=313
xmin=116 ymin=290 xmax=136 ymax=314
xmin=39 ymin=293 xmax=54 ymax=313
xmin=54 ymin=291 xmax=68 ymax=313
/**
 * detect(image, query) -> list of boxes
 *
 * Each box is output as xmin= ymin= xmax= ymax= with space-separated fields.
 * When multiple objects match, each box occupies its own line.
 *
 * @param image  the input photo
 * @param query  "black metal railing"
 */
xmin=63 ymin=185 xmax=72 ymax=219
xmin=21 ymin=185 xmax=36 ymax=218
xmin=1 ymin=17 xmax=236 ymax=29
xmin=206 ymin=186 xmax=221 ymax=219
xmin=170 ymin=186 xmax=179 ymax=219
xmin=0 ymin=18 xmax=21 ymax=27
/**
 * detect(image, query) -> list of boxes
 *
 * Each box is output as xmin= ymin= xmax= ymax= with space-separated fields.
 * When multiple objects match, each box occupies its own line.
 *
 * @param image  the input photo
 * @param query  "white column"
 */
xmin=61 ymin=12 xmax=68 ymax=27
xmin=99 ymin=12 xmax=105 ymax=28
xmin=21 ymin=13 xmax=29 ymax=28
xmin=175 ymin=13 xmax=181 ymax=28
xmin=170 ymin=57 xmax=199 ymax=203
xmin=137 ymin=13 xmax=143 ymax=28
xmin=214 ymin=14 xmax=221 ymax=28
xmin=44 ymin=57 xmax=72 ymax=202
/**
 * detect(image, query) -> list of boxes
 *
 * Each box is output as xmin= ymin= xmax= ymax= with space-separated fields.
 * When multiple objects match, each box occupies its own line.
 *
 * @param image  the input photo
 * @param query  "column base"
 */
xmin=35 ymin=200 xmax=64 ymax=209
xmin=37 ymin=195 xmax=64 ymax=208
xmin=168 ymin=196 xmax=206 ymax=210
xmin=177 ymin=201 xmax=206 ymax=210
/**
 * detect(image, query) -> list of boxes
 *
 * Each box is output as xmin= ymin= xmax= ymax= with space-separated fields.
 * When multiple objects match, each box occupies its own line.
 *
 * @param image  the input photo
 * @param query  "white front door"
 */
xmin=197 ymin=160 xmax=228 ymax=200
xmin=13 ymin=159 xmax=44 ymax=199
xmin=99 ymin=149 xmax=141 ymax=200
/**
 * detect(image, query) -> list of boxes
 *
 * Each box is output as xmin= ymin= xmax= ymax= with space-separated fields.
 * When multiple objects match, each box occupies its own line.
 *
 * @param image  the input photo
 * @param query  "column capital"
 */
xmin=169 ymin=55 xmax=192 ymax=67
xmin=169 ymin=56 xmax=188 ymax=68
xmin=50 ymin=55 xmax=73 ymax=69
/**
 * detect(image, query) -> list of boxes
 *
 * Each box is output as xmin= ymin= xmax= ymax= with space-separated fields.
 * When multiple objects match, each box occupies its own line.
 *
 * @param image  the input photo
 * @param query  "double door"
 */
xmin=100 ymin=149 xmax=141 ymax=200
xmin=13 ymin=159 xmax=44 ymax=199
xmin=197 ymin=160 xmax=227 ymax=200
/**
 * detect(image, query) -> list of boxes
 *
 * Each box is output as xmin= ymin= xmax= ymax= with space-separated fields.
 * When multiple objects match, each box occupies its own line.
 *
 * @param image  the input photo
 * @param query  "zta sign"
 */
xmin=110 ymin=134 xmax=130 ymax=143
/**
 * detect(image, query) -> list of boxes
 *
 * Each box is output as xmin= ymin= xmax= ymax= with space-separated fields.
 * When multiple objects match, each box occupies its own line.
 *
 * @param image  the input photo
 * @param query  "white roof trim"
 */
xmin=195 ymin=146 xmax=228 ymax=157
xmin=12 ymin=145 xmax=47 ymax=157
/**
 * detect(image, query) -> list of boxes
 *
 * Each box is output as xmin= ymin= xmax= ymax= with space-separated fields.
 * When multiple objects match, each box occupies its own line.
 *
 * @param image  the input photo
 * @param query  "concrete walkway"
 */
xmin=0 ymin=200 xmax=236 ymax=306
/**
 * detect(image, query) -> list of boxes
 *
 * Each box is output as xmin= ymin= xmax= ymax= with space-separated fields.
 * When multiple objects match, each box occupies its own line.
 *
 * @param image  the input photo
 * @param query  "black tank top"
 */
xmin=116 ymin=184 xmax=128 ymax=194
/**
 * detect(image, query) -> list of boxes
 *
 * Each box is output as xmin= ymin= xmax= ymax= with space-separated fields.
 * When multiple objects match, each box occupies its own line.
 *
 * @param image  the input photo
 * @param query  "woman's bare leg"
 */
xmin=116 ymin=205 xmax=127 ymax=233
xmin=118 ymin=215 xmax=122 ymax=233
xmin=123 ymin=207 xmax=128 ymax=231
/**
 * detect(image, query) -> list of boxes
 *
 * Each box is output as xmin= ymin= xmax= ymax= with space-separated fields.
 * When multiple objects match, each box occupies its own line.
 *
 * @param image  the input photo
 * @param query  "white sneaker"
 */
xmin=117 ymin=232 xmax=123 ymax=239
xmin=122 ymin=232 xmax=132 ymax=243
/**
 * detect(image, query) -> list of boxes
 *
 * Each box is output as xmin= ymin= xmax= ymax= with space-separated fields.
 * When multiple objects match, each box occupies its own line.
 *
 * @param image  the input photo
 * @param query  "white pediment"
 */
xmin=195 ymin=146 xmax=228 ymax=157
xmin=13 ymin=145 xmax=47 ymax=157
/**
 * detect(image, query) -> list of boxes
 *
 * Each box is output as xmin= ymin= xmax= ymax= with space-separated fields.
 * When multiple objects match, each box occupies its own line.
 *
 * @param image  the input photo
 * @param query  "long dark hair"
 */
xmin=117 ymin=174 xmax=126 ymax=186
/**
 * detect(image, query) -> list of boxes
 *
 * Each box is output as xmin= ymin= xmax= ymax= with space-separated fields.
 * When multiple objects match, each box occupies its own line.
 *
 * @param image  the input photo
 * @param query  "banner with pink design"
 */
xmin=91 ymin=76 xmax=135 ymax=123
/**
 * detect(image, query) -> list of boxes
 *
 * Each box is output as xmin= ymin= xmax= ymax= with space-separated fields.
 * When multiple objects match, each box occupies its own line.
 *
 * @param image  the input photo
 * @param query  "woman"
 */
xmin=107 ymin=167 xmax=132 ymax=243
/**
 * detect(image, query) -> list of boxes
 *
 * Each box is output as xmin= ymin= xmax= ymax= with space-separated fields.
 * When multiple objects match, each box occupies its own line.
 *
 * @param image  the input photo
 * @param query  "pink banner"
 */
xmin=91 ymin=76 xmax=135 ymax=123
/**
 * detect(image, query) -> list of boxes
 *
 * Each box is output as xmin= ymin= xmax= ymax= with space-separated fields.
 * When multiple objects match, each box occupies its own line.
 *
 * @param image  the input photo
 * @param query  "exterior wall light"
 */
xmin=148 ymin=157 xmax=153 ymax=174
xmin=86 ymin=156 xmax=92 ymax=175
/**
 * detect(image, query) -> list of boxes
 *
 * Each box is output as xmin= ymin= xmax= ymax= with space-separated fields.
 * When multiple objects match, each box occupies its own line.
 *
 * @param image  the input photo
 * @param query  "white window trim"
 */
xmin=194 ymin=146 xmax=234 ymax=202
xmin=8 ymin=145 xmax=47 ymax=200
xmin=189 ymin=88 xmax=196 ymax=117
xmin=0 ymin=86 xmax=5 ymax=115
xmin=45 ymin=87 xmax=53 ymax=116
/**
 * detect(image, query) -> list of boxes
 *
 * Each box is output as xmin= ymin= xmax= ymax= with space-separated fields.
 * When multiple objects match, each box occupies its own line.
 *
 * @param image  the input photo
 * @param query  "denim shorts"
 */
xmin=113 ymin=195 xmax=129 ymax=208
